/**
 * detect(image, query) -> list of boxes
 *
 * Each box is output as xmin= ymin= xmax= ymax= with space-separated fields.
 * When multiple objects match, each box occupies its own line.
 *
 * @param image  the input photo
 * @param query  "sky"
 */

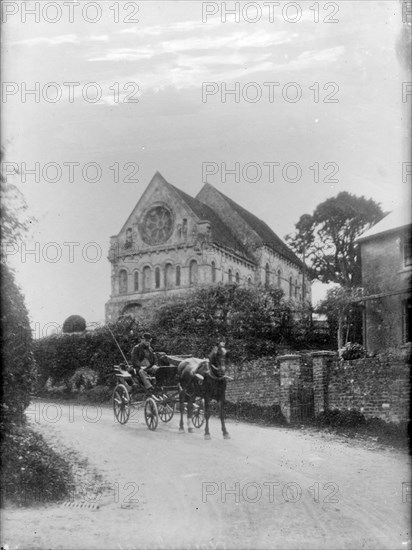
xmin=2 ymin=0 xmax=410 ymax=335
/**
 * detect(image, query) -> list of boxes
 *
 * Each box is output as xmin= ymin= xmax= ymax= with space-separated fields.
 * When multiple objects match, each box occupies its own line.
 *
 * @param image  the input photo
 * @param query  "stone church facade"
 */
xmin=105 ymin=172 xmax=311 ymax=321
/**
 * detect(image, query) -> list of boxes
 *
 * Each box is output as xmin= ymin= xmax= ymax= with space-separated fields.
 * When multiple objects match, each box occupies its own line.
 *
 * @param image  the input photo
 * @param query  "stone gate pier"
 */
xmin=278 ymin=354 xmax=302 ymax=422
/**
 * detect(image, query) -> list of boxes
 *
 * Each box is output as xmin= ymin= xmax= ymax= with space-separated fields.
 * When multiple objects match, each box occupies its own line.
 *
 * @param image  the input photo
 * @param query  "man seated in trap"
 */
xmin=129 ymin=332 xmax=159 ymax=394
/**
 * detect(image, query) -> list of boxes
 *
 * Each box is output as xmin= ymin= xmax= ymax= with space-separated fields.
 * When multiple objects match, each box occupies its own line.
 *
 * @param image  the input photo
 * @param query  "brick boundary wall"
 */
xmin=225 ymin=355 xmax=280 ymax=407
xmin=224 ymin=352 xmax=410 ymax=424
xmin=328 ymin=356 xmax=410 ymax=423
xmin=225 ymin=374 xmax=280 ymax=407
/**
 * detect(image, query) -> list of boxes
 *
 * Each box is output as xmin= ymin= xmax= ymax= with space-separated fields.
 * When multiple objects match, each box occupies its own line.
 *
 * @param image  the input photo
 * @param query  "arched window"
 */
xmin=247 ymin=277 xmax=252 ymax=285
xmin=289 ymin=276 xmax=293 ymax=297
xmin=125 ymin=227 xmax=133 ymax=248
xmin=265 ymin=263 xmax=270 ymax=286
xmin=165 ymin=263 xmax=173 ymax=289
xmin=235 ymin=272 xmax=240 ymax=284
xmin=277 ymin=269 xmax=281 ymax=287
xmin=295 ymin=279 xmax=298 ymax=298
xmin=119 ymin=269 xmax=128 ymax=294
xmin=211 ymin=261 xmax=216 ymax=283
xmin=143 ymin=266 xmax=151 ymax=291
xmin=302 ymin=283 xmax=306 ymax=301
xmin=134 ymin=271 xmax=139 ymax=291
xmin=176 ymin=265 xmax=181 ymax=286
xmin=155 ymin=267 xmax=161 ymax=289
xmin=228 ymin=268 xmax=232 ymax=283
xmin=189 ymin=260 xmax=198 ymax=286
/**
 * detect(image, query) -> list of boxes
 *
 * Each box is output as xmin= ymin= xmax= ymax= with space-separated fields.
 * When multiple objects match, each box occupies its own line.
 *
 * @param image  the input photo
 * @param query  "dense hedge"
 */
xmin=33 ymin=285 xmax=333 ymax=391
xmin=34 ymin=285 xmax=295 ymax=389
xmin=1 ymin=263 xmax=75 ymax=507
xmin=1 ymin=264 xmax=37 ymax=432
xmin=1 ymin=424 xmax=74 ymax=506
xmin=33 ymin=316 xmax=146 ymax=391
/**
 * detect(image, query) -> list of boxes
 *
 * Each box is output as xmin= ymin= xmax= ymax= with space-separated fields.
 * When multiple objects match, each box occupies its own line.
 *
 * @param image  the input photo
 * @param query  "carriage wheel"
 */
xmin=144 ymin=397 xmax=159 ymax=431
xmin=113 ymin=384 xmax=131 ymax=424
xmin=192 ymin=398 xmax=205 ymax=429
xmin=158 ymin=398 xmax=175 ymax=423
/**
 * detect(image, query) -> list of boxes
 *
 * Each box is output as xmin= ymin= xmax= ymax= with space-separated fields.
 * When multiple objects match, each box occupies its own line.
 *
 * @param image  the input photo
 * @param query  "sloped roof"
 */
xmin=356 ymin=205 xmax=412 ymax=242
xmin=168 ymin=183 xmax=253 ymax=261
xmin=197 ymin=184 xmax=304 ymax=267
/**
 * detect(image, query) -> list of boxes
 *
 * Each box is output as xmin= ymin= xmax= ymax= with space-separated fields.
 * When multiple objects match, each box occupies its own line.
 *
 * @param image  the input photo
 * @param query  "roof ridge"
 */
xmin=167 ymin=181 xmax=254 ymax=261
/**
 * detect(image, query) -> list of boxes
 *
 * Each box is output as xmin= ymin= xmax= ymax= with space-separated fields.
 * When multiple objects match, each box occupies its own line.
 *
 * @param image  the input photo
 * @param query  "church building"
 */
xmin=105 ymin=172 xmax=311 ymax=321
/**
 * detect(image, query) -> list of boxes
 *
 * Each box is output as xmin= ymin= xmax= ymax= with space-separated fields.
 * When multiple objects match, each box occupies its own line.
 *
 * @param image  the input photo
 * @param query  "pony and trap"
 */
xmin=112 ymin=354 xmax=205 ymax=432
xmin=111 ymin=336 xmax=231 ymax=439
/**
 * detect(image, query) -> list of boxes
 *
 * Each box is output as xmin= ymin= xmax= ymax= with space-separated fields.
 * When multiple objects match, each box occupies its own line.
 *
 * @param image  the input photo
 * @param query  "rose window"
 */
xmin=140 ymin=206 xmax=174 ymax=245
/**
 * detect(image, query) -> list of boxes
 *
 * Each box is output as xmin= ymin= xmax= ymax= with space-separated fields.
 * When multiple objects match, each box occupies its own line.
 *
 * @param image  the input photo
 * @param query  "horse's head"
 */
xmin=209 ymin=341 xmax=229 ymax=377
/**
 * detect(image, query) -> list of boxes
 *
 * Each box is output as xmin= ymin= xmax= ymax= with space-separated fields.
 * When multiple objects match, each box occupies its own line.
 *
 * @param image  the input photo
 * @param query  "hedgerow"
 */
xmin=34 ymin=285 xmax=301 ymax=390
xmin=1 ymin=263 xmax=76 ymax=507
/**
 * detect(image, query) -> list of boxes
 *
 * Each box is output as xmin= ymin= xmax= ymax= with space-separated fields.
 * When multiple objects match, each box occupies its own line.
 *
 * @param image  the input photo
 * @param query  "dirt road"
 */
xmin=1 ymin=400 xmax=410 ymax=550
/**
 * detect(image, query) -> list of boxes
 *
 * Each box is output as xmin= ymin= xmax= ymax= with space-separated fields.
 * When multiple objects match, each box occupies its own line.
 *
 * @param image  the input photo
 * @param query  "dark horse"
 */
xmin=177 ymin=343 xmax=230 ymax=440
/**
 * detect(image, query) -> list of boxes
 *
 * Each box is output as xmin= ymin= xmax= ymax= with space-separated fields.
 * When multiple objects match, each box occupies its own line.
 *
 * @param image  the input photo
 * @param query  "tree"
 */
xmin=286 ymin=192 xmax=384 ymax=287
xmin=62 ymin=315 xmax=87 ymax=334
xmin=151 ymin=284 xmax=292 ymax=360
xmin=1 ymin=150 xmax=37 ymax=431
xmin=318 ymin=286 xmax=364 ymax=349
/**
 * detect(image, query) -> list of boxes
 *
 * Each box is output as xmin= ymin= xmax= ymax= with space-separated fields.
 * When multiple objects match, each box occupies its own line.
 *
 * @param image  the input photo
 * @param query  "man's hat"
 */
xmin=143 ymin=332 xmax=152 ymax=340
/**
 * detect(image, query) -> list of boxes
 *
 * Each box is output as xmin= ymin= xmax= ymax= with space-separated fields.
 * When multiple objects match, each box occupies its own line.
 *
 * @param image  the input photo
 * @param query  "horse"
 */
xmin=177 ymin=343 xmax=231 ymax=440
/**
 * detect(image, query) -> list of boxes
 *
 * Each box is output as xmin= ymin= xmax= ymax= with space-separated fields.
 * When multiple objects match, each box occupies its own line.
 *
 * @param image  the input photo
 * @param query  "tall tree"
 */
xmin=286 ymin=192 xmax=385 ymax=287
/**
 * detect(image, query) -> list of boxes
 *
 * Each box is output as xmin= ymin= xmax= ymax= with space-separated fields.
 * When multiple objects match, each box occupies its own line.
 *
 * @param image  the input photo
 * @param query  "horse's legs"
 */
xmin=179 ymin=387 xmax=185 ymax=432
xmin=204 ymin=397 xmax=211 ymax=440
xmin=187 ymin=397 xmax=194 ymax=433
xmin=220 ymin=398 xmax=230 ymax=439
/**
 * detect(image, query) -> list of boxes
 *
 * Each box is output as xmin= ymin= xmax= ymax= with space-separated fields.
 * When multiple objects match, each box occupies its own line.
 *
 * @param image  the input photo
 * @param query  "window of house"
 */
xmin=189 ymin=260 xmax=198 ymax=285
xmin=211 ymin=261 xmax=216 ymax=283
xmin=248 ymin=277 xmax=252 ymax=285
xmin=228 ymin=268 xmax=233 ymax=283
xmin=402 ymin=298 xmax=412 ymax=343
xmin=176 ymin=265 xmax=181 ymax=286
xmin=277 ymin=269 xmax=281 ymax=287
xmin=134 ymin=271 xmax=139 ymax=292
xmin=295 ymin=279 xmax=298 ymax=298
xmin=289 ymin=276 xmax=293 ymax=297
xmin=155 ymin=267 xmax=161 ymax=288
xmin=119 ymin=270 xmax=128 ymax=294
xmin=235 ymin=272 xmax=240 ymax=284
xmin=403 ymin=235 xmax=412 ymax=267
xmin=143 ymin=266 xmax=151 ymax=291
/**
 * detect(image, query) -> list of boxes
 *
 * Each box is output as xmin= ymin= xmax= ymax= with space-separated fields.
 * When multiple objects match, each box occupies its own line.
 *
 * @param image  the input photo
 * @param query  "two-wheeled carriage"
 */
xmin=112 ymin=355 xmax=205 ymax=431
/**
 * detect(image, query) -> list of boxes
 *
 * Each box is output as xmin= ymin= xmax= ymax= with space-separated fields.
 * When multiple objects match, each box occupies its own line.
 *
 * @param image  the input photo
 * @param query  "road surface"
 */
xmin=1 ymin=400 xmax=410 ymax=550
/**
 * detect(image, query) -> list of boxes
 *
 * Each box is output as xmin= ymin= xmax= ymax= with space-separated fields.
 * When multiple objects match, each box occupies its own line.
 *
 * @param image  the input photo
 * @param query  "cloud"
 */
xmin=88 ymin=30 xmax=293 ymax=62
xmin=89 ymin=47 xmax=154 ymax=62
xmin=89 ymin=35 xmax=109 ymax=42
xmin=118 ymin=19 xmax=222 ymax=36
xmin=12 ymin=34 xmax=79 ymax=46
xmin=297 ymin=46 xmax=345 ymax=64
xmin=11 ymin=33 xmax=109 ymax=47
